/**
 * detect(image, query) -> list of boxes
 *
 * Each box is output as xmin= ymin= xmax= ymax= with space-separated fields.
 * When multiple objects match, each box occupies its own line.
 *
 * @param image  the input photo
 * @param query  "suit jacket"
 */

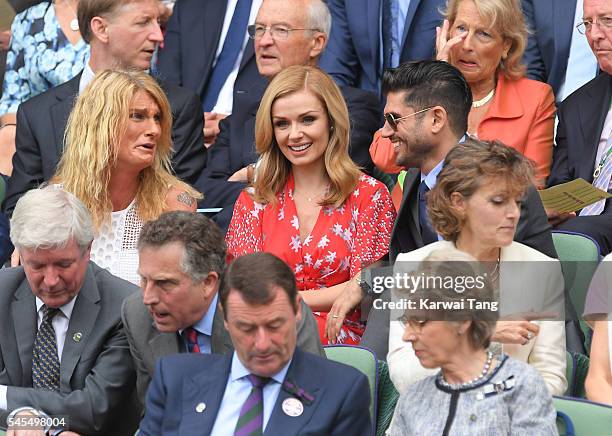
xmin=138 ymin=348 xmax=372 ymax=436
xmin=0 ymin=262 xmax=139 ymax=435
xmin=121 ymin=292 xmax=325 ymax=409
xmin=320 ymin=0 xmax=445 ymax=94
xmin=360 ymin=168 xmax=557 ymax=359
xmin=389 ymin=240 xmax=567 ymax=396
xmin=522 ymin=0 xmax=576 ymax=97
xmin=4 ymin=72 xmax=206 ymax=215
xmin=156 ymin=0 xmax=260 ymax=105
xmin=194 ymin=83 xmax=380 ymax=229
xmin=548 ymin=73 xmax=612 ymax=189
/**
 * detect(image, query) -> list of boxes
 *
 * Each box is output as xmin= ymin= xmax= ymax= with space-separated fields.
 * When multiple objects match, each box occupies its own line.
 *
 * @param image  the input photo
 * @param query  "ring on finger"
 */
xmin=332 ymin=315 xmax=339 ymax=319
xmin=526 ymin=332 xmax=533 ymax=340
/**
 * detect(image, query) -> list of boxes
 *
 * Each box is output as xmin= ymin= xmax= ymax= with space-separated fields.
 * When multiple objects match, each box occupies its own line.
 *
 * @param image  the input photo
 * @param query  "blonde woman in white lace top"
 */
xmin=51 ymin=70 xmax=200 ymax=284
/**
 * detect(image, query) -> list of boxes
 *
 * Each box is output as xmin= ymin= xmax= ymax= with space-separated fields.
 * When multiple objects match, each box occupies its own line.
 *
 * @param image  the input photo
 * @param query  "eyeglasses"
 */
xmin=398 ymin=315 xmax=429 ymax=333
xmin=576 ymin=16 xmax=612 ymax=35
xmin=247 ymin=24 xmax=321 ymax=40
xmin=384 ymin=107 xmax=432 ymax=131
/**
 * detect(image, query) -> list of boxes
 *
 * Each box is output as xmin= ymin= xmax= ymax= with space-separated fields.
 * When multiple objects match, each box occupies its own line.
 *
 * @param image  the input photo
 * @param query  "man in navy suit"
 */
xmin=320 ymin=0 xmax=445 ymax=95
xmin=156 ymin=0 xmax=262 ymax=145
xmin=195 ymin=0 xmax=380 ymax=231
xmin=139 ymin=253 xmax=371 ymax=436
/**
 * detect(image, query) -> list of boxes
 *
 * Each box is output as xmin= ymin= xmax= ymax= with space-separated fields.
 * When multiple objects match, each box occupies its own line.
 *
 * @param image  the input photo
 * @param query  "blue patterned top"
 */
xmin=0 ymin=2 xmax=90 ymax=116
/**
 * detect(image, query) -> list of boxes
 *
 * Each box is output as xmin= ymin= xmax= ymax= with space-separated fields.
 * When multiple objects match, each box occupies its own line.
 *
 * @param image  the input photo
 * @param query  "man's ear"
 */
xmin=309 ymin=32 xmax=327 ymax=61
xmin=429 ymin=106 xmax=448 ymax=134
xmin=90 ymin=16 xmax=110 ymax=44
xmin=294 ymin=293 xmax=303 ymax=324
xmin=202 ymin=271 xmax=219 ymax=299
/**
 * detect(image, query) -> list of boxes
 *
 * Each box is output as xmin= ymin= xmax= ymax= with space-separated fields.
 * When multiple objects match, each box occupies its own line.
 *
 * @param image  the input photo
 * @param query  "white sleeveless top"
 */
xmin=90 ymin=198 xmax=144 ymax=285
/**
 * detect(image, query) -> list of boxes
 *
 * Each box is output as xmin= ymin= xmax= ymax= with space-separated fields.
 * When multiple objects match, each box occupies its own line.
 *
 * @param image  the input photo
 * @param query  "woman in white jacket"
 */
xmin=387 ymin=138 xmax=567 ymax=396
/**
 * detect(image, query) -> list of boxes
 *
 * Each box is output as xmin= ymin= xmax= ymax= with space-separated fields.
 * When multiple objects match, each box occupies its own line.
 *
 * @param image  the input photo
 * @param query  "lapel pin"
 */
xmin=196 ymin=402 xmax=206 ymax=413
xmin=282 ymin=398 xmax=303 ymax=417
xmin=72 ymin=332 xmax=82 ymax=342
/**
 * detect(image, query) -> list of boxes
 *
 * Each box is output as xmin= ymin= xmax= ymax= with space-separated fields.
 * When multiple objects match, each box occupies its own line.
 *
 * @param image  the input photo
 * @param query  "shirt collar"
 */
xmin=78 ymin=63 xmax=96 ymax=95
xmin=35 ymin=295 xmax=78 ymax=320
xmin=420 ymin=134 xmax=467 ymax=189
xmin=193 ymin=292 xmax=218 ymax=336
xmin=230 ymin=351 xmax=292 ymax=385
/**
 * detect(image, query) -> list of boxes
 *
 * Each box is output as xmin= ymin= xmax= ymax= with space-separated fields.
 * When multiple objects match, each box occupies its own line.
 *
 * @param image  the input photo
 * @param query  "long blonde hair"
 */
xmin=52 ymin=69 xmax=199 ymax=228
xmin=253 ymin=65 xmax=360 ymax=207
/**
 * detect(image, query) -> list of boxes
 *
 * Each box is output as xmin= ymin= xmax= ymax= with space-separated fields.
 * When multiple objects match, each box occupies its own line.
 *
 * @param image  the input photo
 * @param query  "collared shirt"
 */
xmin=210 ymin=352 xmax=292 ymax=436
xmin=179 ymin=293 xmax=218 ymax=354
xmin=78 ymin=63 xmax=96 ymax=95
xmin=211 ymin=0 xmax=263 ymax=115
xmin=420 ymin=159 xmax=445 ymax=242
xmin=0 ymin=295 xmax=78 ymax=410
xmin=557 ymin=0 xmax=598 ymax=102
xmin=593 ymin=106 xmax=612 ymax=175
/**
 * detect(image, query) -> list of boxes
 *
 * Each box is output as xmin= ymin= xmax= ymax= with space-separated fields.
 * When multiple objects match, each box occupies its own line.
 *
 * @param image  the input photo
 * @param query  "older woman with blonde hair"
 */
xmin=51 ymin=69 xmax=199 ymax=284
xmin=388 ymin=248 xmax=558 ymax=435
xmin=371 ymin=0 xmax=554 ymax=186
xmin=226 ymin=65 xmax=396 ymax=345
xmin=388 ymin=138 xmax=567 ymax=395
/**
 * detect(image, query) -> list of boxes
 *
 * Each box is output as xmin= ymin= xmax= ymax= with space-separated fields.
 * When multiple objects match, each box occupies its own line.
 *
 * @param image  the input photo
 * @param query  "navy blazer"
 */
xmin=4 ymin=72 xmax=205 ymax=215
xmin=156 ymin=0 xmax=260 ymax=103
xmin=138 ymin=348 xmax=372 ymax=436
xmin=320 ymin=0 xmax=445 ymax=94
xmin=522 ymin=0 xmax=577 ymax=97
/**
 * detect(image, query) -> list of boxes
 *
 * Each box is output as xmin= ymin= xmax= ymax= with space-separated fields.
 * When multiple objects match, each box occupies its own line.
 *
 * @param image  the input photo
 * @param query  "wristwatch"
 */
xmin=356 ymin=269 xmax=372 ymax=296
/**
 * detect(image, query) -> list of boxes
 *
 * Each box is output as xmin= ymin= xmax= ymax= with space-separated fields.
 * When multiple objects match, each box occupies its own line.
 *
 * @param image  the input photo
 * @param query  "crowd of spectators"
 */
xmin=0 ymin=0 xmax=610 ymax=434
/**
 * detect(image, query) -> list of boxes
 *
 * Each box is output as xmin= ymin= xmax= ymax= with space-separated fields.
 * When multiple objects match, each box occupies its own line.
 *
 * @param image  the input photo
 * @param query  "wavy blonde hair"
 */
xmin=52 ymin=69 xmax=199 ymax=229
xmin=444 ymin=0 xmax=528 ymax=80
xmin=253 ymin=65 xmax=360 ymax=206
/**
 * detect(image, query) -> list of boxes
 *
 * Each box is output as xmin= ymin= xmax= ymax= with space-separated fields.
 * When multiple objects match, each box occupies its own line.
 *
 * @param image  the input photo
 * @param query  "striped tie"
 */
xmin=32 ymin=306 xmax=61 ymax=391
xmin=234 ymin=374 xmax=270 ymax=436
xmin=183 ymin=327 xmax=201 ymax=353
xmin=580 ymin=135 xmax=612 ymax=216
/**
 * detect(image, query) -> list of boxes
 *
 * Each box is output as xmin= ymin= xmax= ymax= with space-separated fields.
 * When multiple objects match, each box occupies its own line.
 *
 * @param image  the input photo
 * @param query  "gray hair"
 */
xmin=137 ymin=212 xmax=226 ymax=283
xmin=308 ymin=0 xmax=332 ymax=36
xmin=10 ymin=186 xmax=95 ymax=251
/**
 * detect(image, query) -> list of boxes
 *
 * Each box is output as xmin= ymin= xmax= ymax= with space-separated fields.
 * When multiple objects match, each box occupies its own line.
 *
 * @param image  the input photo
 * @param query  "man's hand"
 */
xmin=203 ymin=112 xmax=227 ymax=146
xmin=7 ymin=409 xmax=44 ymax=436
xmin=546 ymin=209 xmax=575 ymax=227
xmin=0 ymin=30 xmax=11 ymax=51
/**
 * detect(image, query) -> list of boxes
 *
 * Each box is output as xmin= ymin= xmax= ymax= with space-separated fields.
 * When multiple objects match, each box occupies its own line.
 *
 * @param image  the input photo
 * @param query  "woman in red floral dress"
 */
xmin=226 ymin=66 xmax=396 ymax=345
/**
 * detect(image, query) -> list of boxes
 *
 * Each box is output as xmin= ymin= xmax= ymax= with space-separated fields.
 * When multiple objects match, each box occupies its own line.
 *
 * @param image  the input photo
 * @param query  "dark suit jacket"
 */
xmin=320 ymin=0 xmax=445 ymax=94
xmin=548 ymin=73 xmax=612 ymax=188
xmin=361 ymin=166 xmax=558 ymax=359
xmin=522 ymin=0 xmax=576 ymax=97
xmin=4 ymin=72 xmax=205 ymax=215
xmin=156 ymin=0 xmax=260 ymax=105
xmin=121 ymin=292 xmax=325 ymax=409
xmin=0 ymin=262 xmax=139 ymax=435
xmin=138 ymin=348 xmax=371 ymax=436
xmin=195 ymin=82 xmax=380 ymax=229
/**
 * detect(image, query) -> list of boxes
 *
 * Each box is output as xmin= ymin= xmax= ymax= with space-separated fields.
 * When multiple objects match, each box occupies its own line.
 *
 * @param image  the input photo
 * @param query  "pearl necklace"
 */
xmin=437 ymin=351 xmax=494 ymax=389
xmin=472 ymin=89 xmax=495 ymax=108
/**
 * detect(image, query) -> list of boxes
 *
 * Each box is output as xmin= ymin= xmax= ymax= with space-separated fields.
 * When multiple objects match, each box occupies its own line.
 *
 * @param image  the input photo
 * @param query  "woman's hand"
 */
xmin=492 ymin=320 xmax=540 ymax=345
xmin=325 ymin=280 xmax=363 ymax=344
xmin=435 ymin=19 xmax=465 ymax=62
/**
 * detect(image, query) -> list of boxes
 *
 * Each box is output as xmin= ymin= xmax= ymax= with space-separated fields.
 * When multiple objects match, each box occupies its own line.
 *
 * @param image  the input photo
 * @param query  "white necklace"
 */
xmin=472 ymin=89 xmax=495 ymax=108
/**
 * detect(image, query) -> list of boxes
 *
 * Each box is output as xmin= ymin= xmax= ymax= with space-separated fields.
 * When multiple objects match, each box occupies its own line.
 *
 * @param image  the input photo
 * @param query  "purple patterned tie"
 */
xmin=234 ymin=374 xmax=270 ymax=436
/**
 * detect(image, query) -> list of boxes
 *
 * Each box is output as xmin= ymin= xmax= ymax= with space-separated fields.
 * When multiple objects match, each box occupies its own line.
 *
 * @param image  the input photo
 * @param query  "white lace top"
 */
xmin=90 ymin=198 xmax=144 ymax=285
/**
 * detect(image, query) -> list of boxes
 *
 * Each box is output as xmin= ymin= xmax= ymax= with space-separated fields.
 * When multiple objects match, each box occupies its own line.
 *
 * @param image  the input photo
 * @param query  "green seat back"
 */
xmin=324 ymin=345 xmax=377 ymax=433
xmin=565 ymin=351 xmax=590 ymax=398
xmin=376 ymin=360 xmax=399 ymax=436
xmin=555 ymin=396 xmax=612 ymax=435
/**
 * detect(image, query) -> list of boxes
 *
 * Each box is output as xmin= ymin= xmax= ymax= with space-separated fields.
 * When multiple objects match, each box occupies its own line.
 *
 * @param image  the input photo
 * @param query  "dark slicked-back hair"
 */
xmin=138 ymin=212 xmax=226 ymax=282
xmin=382 ymin=60 xmax=472 ymax=137
xmin=220 ymin=253 xmax=298 ymax=319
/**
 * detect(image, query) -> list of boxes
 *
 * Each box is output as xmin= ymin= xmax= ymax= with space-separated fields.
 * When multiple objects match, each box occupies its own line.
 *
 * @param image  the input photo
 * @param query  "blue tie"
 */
xmin=201 ymin=0 xmax=253 ymax=112
xmin=381 ymin=0 xmax=393 ymax=69
xmin=418 ymin=180 xmax=438 ymax=244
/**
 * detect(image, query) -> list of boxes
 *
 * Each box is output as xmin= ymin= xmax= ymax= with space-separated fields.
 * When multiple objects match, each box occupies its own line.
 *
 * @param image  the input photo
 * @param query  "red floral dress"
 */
xmin=226 ymin=172 xmax=396 ymax=344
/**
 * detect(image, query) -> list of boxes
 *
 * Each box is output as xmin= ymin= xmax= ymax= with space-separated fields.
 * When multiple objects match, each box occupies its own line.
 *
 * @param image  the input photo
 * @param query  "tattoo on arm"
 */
xmin=176 ymin=192 xmax=194 ymax=207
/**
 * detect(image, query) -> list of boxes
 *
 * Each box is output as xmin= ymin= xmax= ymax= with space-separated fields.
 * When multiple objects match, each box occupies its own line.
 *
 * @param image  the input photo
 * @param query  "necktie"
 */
xmin=418 ymin=180 xmax=438 ymax=244
xmin=234 ymin=374 xmax=270 ymax=436
xmin=32 ymin=306 xmax=61 ymax=391
xmin=580 ymin=135 xmax=612 ymax=216
xmin=381 ymin=0 xmax=393 ymax=69
xmin=202 ymin=0 xmax=253 ymax=112
xmin=183 ymin=327 xmax=201 ymax=353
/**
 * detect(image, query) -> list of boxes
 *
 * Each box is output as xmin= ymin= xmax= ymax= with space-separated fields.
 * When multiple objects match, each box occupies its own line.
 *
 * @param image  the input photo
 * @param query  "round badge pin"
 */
xmin=72 ymin=332 xmax=82 ymax=342
xmin=196 ymin=402 xmax=206 ymax=413
xmin=282 ymin=398 xmax=304 ymax=417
